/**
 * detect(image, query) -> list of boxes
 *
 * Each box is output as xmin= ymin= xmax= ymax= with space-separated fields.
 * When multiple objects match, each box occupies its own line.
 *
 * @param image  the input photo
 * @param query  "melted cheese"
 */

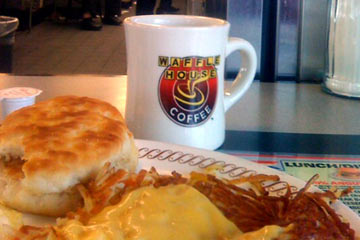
xmin=58 ymin=184 xmax=241 ymax=240
xmin=235 ymin=225 xmax=292 ymax=240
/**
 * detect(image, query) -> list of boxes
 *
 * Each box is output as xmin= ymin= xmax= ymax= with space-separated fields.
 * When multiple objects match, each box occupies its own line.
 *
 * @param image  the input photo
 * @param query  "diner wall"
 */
xmin=225 ymin=0 xmax=328 ymax=82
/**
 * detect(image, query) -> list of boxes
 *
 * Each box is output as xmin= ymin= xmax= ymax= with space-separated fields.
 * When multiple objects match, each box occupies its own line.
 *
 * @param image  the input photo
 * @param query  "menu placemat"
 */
xmin=221 ymin=150 xmax=360 ymax=216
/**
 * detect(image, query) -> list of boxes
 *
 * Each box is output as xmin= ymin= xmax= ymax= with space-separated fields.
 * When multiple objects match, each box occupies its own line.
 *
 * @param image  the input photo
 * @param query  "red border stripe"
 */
xmin=228 ymin=153 xmax=360 ymax=161
xmin=254 ymin=160 xmax=278 ymax=165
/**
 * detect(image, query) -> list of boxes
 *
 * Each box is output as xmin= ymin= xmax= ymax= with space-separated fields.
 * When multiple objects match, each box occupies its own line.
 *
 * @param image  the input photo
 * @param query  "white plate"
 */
xmin=24 ymin=139 xmax=360 ymax=235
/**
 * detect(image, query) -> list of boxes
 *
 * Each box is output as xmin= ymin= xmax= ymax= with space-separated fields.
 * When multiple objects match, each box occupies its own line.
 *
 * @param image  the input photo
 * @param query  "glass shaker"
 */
xmin=323 ymin=0 xmax=360 ymax=98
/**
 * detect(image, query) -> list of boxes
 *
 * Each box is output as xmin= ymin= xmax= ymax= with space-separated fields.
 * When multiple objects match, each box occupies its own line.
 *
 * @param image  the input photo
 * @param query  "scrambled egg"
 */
xmin=0 ymin=186 xmax=291 ymax=240
xmin=57 ymin=184 xmax=241 ymax=240
xmin=56 ymin=185 xmax=291 ymax=240
xmin=0 ymin=202 xmax=23 ymax=230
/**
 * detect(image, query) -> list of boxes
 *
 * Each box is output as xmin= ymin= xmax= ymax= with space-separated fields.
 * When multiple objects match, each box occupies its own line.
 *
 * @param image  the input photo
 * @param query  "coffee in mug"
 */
xmin=124 ymin=15 xmax=256 ymax=150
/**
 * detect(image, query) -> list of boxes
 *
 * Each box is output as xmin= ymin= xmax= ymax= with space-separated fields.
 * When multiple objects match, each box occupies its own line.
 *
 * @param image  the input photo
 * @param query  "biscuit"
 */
xmin=0 ymin=96 xmax=138 ymax=216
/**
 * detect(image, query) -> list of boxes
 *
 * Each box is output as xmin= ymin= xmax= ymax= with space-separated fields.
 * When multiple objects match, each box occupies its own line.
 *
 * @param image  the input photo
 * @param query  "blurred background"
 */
xmin=0 ymin=0 xmax=329 ymax=83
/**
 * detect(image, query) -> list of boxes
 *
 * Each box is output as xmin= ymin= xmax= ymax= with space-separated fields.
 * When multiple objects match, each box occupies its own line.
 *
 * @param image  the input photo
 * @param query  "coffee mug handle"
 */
xmin=224 ymin=37 xmax=257 ymax=112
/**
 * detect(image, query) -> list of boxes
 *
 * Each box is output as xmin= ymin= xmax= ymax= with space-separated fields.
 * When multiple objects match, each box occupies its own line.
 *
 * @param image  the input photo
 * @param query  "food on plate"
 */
xmin=0 ymin=201 xmax=23 ymax=240
xmin=337 ymin=167 xmax=360 ymax=180
xmin=4 ymin=165 xmax=356 ymax=240
xmin=0 ymin=96 xmax=138 ymax=217
xmin=0 ymin=96 xmax=357 ymax=239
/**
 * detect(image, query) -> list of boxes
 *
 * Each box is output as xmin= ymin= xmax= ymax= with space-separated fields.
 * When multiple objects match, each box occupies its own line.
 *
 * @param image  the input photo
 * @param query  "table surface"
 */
xmin=0 ymin=74 xmax=359 ymax=154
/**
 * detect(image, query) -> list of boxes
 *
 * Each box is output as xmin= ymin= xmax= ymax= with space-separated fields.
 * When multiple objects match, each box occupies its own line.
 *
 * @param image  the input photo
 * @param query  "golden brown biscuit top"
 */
xmin=0 ymin=96 xmax=135 ymax=193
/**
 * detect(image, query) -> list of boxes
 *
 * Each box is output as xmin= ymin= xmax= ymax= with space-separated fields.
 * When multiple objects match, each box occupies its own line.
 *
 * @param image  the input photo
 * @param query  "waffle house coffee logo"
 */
xmin=158 ymin=56 xmax=219 ymax=127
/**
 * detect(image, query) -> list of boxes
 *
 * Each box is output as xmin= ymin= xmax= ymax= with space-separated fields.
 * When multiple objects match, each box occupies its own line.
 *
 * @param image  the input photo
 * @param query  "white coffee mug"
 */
xmin=124 ymin=15 xmax=256 ymax=150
